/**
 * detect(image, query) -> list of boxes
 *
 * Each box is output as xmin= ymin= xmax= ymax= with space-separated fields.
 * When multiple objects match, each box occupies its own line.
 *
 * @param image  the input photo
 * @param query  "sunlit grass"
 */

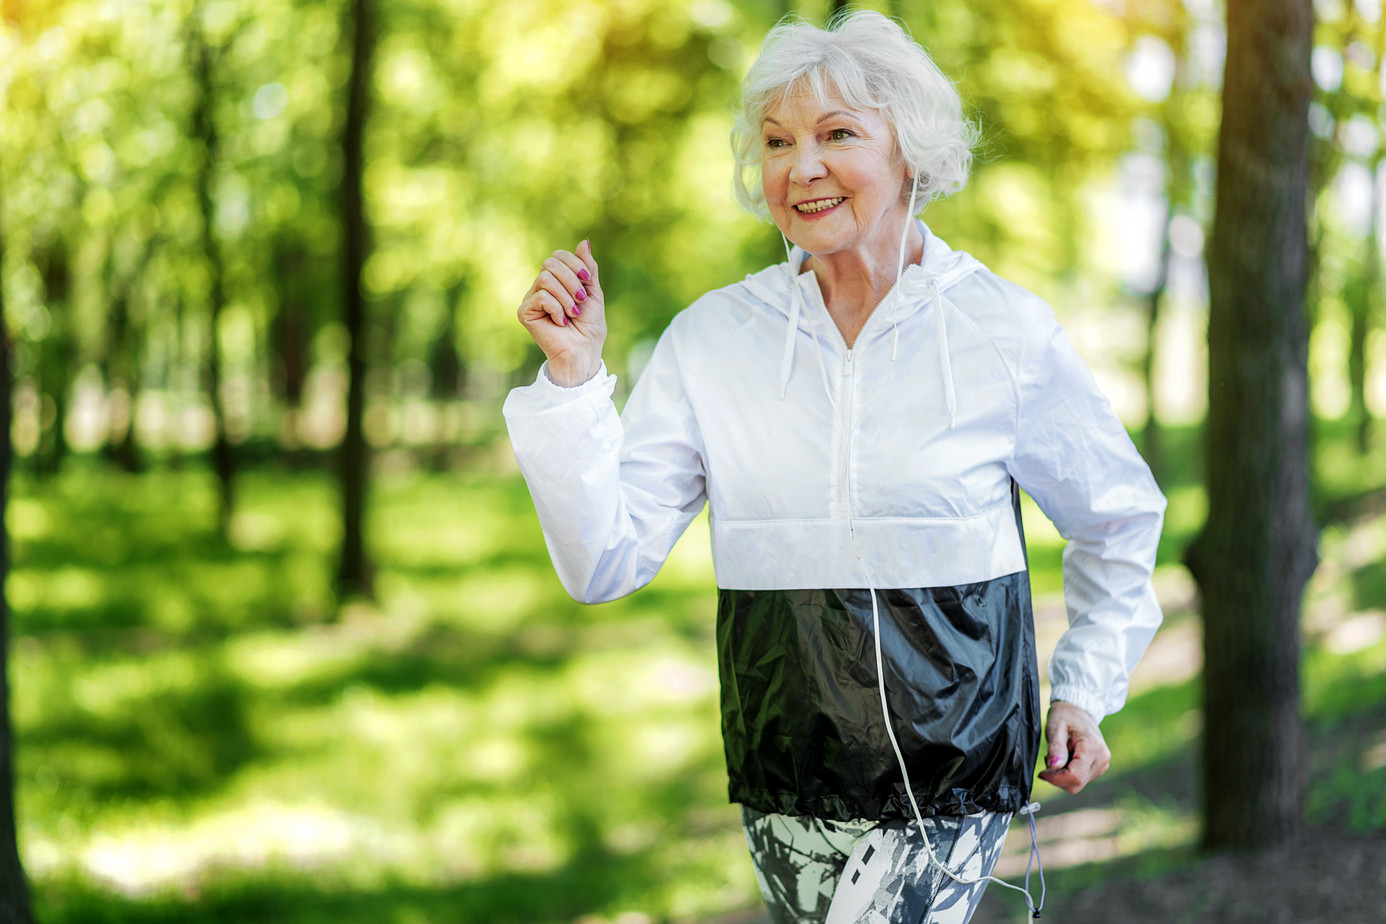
xmin=12 ymin=461 xmax=751 ymax=923
xmin=8 ymin=424 xmax=1386 ymax=922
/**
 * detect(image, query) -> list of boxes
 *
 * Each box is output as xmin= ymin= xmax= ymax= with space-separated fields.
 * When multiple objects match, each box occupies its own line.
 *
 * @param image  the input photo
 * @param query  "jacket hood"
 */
xmin=736 ymin=220 xmax=986 ymax=321
xmin=735 ymin=220 xmax=985 ymax=424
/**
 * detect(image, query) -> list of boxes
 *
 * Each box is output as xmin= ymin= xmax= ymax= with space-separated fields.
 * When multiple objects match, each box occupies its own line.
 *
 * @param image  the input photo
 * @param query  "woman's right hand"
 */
xmin=517 ymin=239 xmax=606 ymax=387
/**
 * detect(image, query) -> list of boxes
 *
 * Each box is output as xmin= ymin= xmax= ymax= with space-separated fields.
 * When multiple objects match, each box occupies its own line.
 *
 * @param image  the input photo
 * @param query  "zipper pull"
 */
xmin=843 ymin=349 xmax=853 ymax=377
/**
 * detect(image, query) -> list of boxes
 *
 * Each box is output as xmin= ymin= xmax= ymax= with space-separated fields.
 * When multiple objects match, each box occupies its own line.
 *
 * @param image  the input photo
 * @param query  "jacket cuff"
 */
xmin=505 ymin=361 xmax=614 ymax=413
xmin=539 ymin=360 xmax=609 ymax=392
xmin=1048 ymin=686 xmax=1106 ymax=724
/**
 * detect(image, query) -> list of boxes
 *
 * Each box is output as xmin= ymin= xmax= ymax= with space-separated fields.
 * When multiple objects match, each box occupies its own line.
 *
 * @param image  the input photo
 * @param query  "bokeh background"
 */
xmin=0 ymin=0 xmax=1383 ymax=921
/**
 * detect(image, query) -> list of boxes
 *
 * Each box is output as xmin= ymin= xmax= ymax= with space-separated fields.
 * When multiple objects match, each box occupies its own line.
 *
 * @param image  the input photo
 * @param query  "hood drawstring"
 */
xmin=889 ymin=174 xmax=922 ymax=363
xmin=777 ymin=173 xmax=957 ymax=431
xmin=779 ymin=234 xmax=837 ymax=407
xmin=930 ymin=277 xmax=957 ymax=429
xmin=777 ymin=234 xmax=802 ymax=400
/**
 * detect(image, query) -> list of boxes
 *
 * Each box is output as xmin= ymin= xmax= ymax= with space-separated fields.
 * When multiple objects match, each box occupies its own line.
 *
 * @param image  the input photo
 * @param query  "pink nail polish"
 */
xmin=572 ymin=304 xmax=582 ymax=317
xmin=575 ymin=287 xmax=586 ymax=301
xmin=1047 ymin=756 xmax=1060 ymax=768
xmin=577 ymin=268 xmax=590 ymax=283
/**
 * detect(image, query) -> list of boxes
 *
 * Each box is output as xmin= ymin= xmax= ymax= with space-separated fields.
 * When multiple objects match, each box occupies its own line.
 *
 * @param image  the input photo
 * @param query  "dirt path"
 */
xmin=969 ymin=829 xmax=1386 ymax=924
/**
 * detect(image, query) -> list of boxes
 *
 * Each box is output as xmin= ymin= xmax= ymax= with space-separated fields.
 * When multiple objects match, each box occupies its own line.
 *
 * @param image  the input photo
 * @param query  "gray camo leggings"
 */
xmin=741 ymin=806 xmax=1011 ymax=924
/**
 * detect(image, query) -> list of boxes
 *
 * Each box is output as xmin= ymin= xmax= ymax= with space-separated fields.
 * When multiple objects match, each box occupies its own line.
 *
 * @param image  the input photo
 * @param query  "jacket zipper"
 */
xmin=828 ymin=277 xmax=904 ymax=517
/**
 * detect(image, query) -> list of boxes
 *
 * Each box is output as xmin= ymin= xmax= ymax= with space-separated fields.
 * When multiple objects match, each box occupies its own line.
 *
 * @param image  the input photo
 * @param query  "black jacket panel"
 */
xmin=716 ymin=575 xmax=1040 ymax=820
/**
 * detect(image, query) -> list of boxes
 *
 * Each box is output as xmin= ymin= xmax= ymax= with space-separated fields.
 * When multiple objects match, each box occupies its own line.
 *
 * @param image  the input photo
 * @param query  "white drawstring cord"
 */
xmin=858 ymin=570 xmax=1046 ymax=918
xmin=889 ymin=174 xmax=922 ymax=362
xmin=777 ymin=261 xmax=802 ymax=400
xmin=929 ymin=277 xmax=957 ymax=429
xmin=780 ymin=171 xmax=1039 ymax=915
xmin=779 ymin=235 xmax=837 ymax=409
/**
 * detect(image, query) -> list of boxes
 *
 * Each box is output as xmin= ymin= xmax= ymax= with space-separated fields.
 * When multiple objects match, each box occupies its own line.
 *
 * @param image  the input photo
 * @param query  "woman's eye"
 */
xmin=765 ymin=137 xmax=788 ymax=149
xmin=828 ymin=128 xmax=854 ymax=141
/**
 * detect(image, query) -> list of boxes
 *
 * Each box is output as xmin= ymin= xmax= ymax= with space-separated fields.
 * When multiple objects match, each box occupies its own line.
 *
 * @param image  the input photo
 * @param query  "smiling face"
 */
xmin=760 ymin=86 xmax=911 ymax=262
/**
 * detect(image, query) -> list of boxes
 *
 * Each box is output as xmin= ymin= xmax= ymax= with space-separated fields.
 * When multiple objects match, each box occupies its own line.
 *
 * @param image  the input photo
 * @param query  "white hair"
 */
xmin=731 ymin=10 xmax=978 ymax=220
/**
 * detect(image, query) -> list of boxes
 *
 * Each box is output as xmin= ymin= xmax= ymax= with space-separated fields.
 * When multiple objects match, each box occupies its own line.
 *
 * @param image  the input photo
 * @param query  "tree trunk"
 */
xmin=271 ymin=240 xmax=312 ymax=463
xmin=1347 ymin=161 xmax=1380 ymax=454
xmin=1140 ymin=12 xmax=1195 ymax=486
xmin=103 ymin=287 xmax=142 ymax=475
xmin=1187 ymin=0 xmax=1318 ymax=851
xmin=1347 ymin=28 xmax=1383 ymax=455
xmin=191 ymin=16 xmax=235 ymax=532
xmin=427 ymin=283 xmax=464 ymax=471
xmin=337 ymin=0 xmax=375 ymax=600
xmin=34 ymin=243 xmax=71 ymax=479
xmin=1141 ymin=205 xmax=1170 ymax=481
xmin=0 ymin=183 xmax=38 ymax=924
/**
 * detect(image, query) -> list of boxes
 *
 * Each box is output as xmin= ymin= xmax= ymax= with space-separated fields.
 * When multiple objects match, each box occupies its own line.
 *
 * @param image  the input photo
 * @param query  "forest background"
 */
xmin=0 ymin=0 xmax=1384 ymax=921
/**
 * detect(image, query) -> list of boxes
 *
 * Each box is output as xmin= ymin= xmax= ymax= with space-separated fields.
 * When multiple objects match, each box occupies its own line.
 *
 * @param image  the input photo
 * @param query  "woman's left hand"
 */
xmin=1038 ymin=701 xmax=1110 ymax=794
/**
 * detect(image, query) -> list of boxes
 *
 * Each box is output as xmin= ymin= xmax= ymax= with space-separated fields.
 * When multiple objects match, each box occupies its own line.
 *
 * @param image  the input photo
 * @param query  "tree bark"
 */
xmin=1139 ymin=10 xmax=1195 ymax=486
xmin=191 ymin=16 xmax=235 ymax=532
xmin=337 ymin=0 xmax=375 ymax=600
xmin=0 ymin=182 xmax=38 ymax=924
xmin=34 ymin=243 xmax=71 ymax=480
xmin=1347 ymin=26 xmax=1383 ymax=455
xmin=271 ymin=240 xmax=311 ymax=461
xmin=1347 ymin=162 xmax=1380 ymax=454
xmin=1142 ymin=203 xmax=1170 ymax=481
xmin=1188 ymin=0 xmax=1318 ymax=851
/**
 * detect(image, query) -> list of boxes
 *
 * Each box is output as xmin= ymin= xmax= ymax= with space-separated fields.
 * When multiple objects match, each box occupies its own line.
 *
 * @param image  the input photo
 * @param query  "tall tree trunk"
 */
xmin=34 ymin=243 xmax=71 ymax=479
xmin=271 ymin=240 xmax=311 ymax=463
xmin=0 ymin=183 xmax=38 ymax=924
xmin=338 ymin=0 xmax=375 ymax=600
xmin=1347 ymin=24 xmax=1384 ymax=455
xmin=1347 ymin=162 xmax=1380 ymax=454
xmin=1140 ymin=12 xmax=1195 ymax=486
xmin=1142 ymin=205 xmax=1171 ymax=481
xmin=103 ymin=284 xmax=142 ymax=474
xmin=191 ymin=17 xmax=235 ymax=532
xmin=427 ymin=282 xmax=464 ymax=471
xmin=1187 ymin=0 xmax=1318 ymax=851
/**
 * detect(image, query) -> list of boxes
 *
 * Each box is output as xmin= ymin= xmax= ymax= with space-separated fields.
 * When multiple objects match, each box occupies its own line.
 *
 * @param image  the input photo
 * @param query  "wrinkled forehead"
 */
xmin=762 ymin=67 xmax=884 ymax=124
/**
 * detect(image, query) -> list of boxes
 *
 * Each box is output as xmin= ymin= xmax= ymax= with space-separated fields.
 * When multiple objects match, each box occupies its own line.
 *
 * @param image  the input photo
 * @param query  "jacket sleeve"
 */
xmin=1005 ymin=297 xmax=1167 ymax=722
xmin=501 ymin=331 xmax=708 ymax=604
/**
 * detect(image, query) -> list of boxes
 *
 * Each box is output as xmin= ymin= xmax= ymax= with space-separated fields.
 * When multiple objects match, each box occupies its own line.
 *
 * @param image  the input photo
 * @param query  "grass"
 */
xmin=8 ymin=416 xmax=1386 ymax=924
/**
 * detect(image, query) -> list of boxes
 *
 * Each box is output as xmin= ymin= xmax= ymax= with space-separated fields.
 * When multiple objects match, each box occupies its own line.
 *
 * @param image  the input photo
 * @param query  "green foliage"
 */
xmin=0 ymin=0 xmax=1278 ymax=462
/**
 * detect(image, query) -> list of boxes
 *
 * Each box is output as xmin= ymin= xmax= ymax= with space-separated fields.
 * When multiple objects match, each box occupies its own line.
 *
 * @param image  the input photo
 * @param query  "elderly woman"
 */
xmin=504 ymin=11 xmax=1164 ymax=924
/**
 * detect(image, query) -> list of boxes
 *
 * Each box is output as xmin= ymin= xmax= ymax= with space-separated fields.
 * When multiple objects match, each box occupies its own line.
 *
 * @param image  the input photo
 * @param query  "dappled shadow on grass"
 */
xmin=19 ymin=662 xmax=260 ymax=806
xmin=1350 ymin=556 xmax=1386 ymax=614
xmin=34 ymin=849 xmax=659 ymax=924
xmin=14 ymin=439 xmax=1383 ymax=924
xmin=12 ymin=461 xmax=747 ymax=922
xmin=10 ymin=468 xmax=333 ymax=642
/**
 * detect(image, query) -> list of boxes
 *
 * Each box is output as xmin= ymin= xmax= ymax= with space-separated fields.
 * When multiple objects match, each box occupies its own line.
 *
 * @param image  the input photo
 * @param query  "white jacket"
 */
xmin=503 ymin=223 xmax=1165 ymax=722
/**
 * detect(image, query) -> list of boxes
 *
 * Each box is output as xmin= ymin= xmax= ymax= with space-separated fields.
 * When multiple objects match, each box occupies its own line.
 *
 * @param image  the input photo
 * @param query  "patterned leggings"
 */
xmin=741 ymin=807 xmax=1011 ymax=924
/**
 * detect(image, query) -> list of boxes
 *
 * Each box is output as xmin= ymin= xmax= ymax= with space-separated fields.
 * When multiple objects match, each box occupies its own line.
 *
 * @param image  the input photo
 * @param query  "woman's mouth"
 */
xmin=794 ymin=197 xmax=845 ymax=215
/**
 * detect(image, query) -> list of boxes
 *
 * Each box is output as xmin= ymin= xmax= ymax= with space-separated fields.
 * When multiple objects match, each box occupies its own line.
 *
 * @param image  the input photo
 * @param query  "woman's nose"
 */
xmin=789 ymin=144 xmax=827 ymax=184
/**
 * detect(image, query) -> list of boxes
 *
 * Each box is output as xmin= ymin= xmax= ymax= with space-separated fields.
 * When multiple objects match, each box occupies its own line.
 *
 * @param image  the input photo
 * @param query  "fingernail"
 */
xmin=575 ymin=287 xmax=586 ymax=301
xmin=1047 ymin=756 xmax=1060 ymax=768
xmin=577 ymin=268 xmax=590 ymax=283
xmin=572 ymin=304 xmax=582 ymax=317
